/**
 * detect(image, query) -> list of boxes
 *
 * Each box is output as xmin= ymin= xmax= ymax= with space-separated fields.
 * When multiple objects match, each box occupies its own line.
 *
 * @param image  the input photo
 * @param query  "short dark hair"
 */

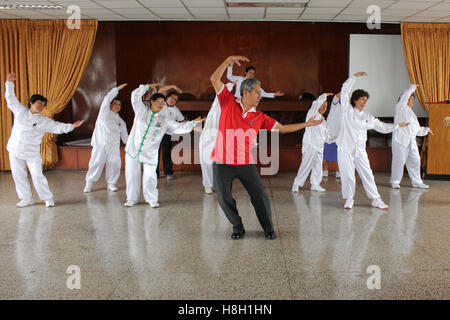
xmin=166 ymin=91 xmax=179 ymax=99
xmin=111 ymin=97 xmax=121 ymax=105
xmin=28 ymin=94 xmax=47 ymax=108
xmin=245 ymin=66 xmax=256 ymax=73
xmin=351 ymin=89 xmax=369 ymax=107
xmin=150 ymin=93 xmax=166 ymax=102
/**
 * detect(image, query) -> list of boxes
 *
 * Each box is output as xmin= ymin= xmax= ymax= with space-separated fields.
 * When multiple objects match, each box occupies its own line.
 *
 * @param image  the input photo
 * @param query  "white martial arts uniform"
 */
xmin=327 ymin=95 xmax=343 ymax=139
xmin=226 ymin=65 xmax=277 ymax=99
xmin=292 ymin=93 xmax=333 ymax=189
xmin=336 ymin=76 xmax=400 ymax=200
xmin=391 ymin=84 xmax=429 ymax=186
xmin=199 ymin=82 xmax=235 ymax=190
xmin=125 ymin=84 xmax=197 ymax=205
xmin=85 ymin=87 xmax=128 ymax=185
xmin=161 ymin=104 xmax=184 ymax=122
xmin=4 ymin=81 xmax=74 ymax=201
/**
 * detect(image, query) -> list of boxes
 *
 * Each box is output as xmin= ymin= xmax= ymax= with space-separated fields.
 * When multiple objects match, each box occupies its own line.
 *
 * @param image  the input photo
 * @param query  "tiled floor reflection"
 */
xmin=0 ymin=170 xmax=448 ymax=299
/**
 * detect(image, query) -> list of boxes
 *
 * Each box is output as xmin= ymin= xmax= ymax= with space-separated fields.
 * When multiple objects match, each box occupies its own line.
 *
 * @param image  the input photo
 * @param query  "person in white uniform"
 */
xmin=323 ymin=93 xmax=342 ymax=179
xmin=4 ymin=73 xmax=84 ymax=207
xmin=390 ymin=84 xmax=433 ymax=189
xmin=84 ymin=83 xmax=129 ymax=193
xmin=227 ymin=63 xmax=284 ymax=99
xmin=336 ymin=72 xmax=409 ymax=210
xmin=156 ymin=88 xmax=185 ymax=181
xmin=292 ymin=93 xmax=334 ymax=193
xmin=124 ymin=85 xmax=205 ymax=208
xmin=199 ymin=82 xmax=236 ymax=194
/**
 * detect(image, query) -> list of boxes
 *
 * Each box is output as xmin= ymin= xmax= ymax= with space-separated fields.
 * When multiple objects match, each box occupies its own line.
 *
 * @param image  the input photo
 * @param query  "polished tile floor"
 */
xmin=0 ymin=170 xmax=448 ymax=300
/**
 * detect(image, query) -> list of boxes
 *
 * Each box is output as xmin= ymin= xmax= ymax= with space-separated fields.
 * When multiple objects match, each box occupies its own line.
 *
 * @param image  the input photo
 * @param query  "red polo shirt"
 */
xmin=211 ymin=85 xmax=278 ymax=165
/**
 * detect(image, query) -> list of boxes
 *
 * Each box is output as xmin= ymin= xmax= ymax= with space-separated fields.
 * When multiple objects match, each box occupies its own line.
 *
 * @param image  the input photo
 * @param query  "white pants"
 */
xmin=125 ymin=154 xmax=158 ymax=203
xmin=338 ymin=147 xmax=380 ymax=200
xmin=199 ymin=135 xmax=214 ymax=189
xmin=9 ymin=153 xmax=53 ymax=201
xmin=292 ymin=145 xmax=323 ymax=187
xmin=391 ymin=140 xmax=423 ymax=185
xmin=86 ymin=146 xmax=122 ymax=185
xmin=200 ymin=162 xmax=213 ymax=189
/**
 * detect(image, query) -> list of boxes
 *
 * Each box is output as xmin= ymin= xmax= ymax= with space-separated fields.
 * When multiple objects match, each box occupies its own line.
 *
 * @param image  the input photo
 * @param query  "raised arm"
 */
xmin=98 ymin=83 xmax=127 ymax=119
xmin=158 ymin=84 xmax=181 ymax=95
xmin=340 ymin=72 xmax=366 ymax=112
xmin=226 ymin=63 xmax=242 ymax=82
xmin=394 ymin=84 xmax=417 ymax=123
xmin=211 ymin=56 xmax=249 ymax=94
xmin=4 ymin=73 xmax=27 ymax=115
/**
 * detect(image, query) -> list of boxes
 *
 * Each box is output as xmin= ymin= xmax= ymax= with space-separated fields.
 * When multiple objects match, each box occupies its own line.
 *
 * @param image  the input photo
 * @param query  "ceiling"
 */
xmin=0 ymin=0 xmax=449 ymax=23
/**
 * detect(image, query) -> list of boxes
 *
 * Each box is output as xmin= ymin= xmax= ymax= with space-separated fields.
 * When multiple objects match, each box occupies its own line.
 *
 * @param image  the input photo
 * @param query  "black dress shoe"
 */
xmin=264 ymin=231 xmax=277 ymax=240
xmin=231 ymin=229 xmax=245 ymax=240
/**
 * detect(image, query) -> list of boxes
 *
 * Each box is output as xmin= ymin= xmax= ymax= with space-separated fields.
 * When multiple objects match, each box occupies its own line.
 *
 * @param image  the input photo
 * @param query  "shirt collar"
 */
xmin=239 ymin=100 xmax=256 ymax=118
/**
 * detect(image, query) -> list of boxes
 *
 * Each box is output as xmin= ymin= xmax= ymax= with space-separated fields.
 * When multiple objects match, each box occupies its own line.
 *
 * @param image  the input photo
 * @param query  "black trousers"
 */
xmin=213 ymin=162 xmax=274 ymax=233
xmin=157 ymin=134 xmax=173 ymax=176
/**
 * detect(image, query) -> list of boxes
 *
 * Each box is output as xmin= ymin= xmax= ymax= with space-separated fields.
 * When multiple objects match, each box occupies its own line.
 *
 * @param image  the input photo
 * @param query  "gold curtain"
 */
xmin=401 ymin=22 xmax=450 ymax=169
xmin=0 ymin=20 xmax=30 ymax=170
xmin=26 ymin=20 xmax=98 ymax=169
xmin=401 ymin=23 xmax=450 ymax=111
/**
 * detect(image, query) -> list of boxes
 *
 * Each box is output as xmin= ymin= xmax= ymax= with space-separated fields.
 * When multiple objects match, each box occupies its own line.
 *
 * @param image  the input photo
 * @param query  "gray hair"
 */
xmin=240 ymin=78 xmax=261 ymax=97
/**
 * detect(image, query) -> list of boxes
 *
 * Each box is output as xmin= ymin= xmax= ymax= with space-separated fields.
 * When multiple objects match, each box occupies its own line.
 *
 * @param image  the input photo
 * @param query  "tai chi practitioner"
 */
xmin=199 ymin=82 xmax=236 ymax=194
xmin=390 ymin=84 xmax=433 ymax=189
xmin=4 ymin=73 xmax=84 ymax=207
xmin=336 ymin=72 xmax=409 ymax=210
xmin=156 ymin=85 xmax=184 ymax=180
xmin=124 ymin=85 xmax=205 ymax=208
xmin=84 ymin=83 xmax=129 ymax=193
xmin=292 ymin=93 xmax=334 ymax=193
xmin=323 ymin=93 xmax=342 ymax=179
xmin=227 ymin=63 xmax=284 ymax=99
xmin=210 ymin=55 xmax=323 ymax=240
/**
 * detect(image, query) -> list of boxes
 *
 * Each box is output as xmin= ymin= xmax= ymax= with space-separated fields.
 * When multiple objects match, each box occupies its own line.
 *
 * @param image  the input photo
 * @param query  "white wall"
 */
xmin=349 ymin=34 xmax=427 ymax=118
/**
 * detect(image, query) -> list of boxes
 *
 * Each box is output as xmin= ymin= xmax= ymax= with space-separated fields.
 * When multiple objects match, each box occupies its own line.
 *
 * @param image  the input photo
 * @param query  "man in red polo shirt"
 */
xmin=210 ymin=55 xmax=324 ymax=240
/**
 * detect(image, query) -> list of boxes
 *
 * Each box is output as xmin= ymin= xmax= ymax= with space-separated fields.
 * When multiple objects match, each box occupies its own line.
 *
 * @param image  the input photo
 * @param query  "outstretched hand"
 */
xmin=227 ymin=55 xmax=250 ymax=67
xmin=307 ymin=116 xmax=324 ymax=127
xmin=429 ymin=129 xmax=434 ymax=135
xmin=354 ymin=71 xmax=367 ymax=77
xmin=274 ymin=91 xmax=284 ymax=96
xmin=72 ymin=120 xmax=85 ymax=128
xmin=7 ymin=73 xmax=16 ymax=82
xmin=194 ymin=116 xmax=206 ymax=124
xmin=399 ymin=122 xmax=409 ymax=127
xmin=117 ymin=83 xmax=128 ymax=90
xmin=149 ymin=83 xmax=161 ymax=89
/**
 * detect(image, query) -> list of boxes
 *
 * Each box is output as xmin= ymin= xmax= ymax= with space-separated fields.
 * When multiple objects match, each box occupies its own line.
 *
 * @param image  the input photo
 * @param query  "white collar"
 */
xmin=239 ymin=100 xmax=256 ymax=118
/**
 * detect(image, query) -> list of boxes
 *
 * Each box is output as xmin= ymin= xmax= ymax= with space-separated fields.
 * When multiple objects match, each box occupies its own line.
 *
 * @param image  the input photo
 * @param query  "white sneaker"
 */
xmin=323 ymin=170 xmax=328 ymax=178
xmin=107 ymin=184 xmax=118 ymax=192
xmin=205 ymin=187 xmax=213 ymax=194
xmin=291 ymin=185 xmax=299 ymax=193
xmin=16 ymin=199 xmax=35 ymax=208
xmin=311 ymin=185 xmax=326 ymax=192
xmin=45 ymin=200 xmax=55 ymax=207
xmin=149 ymin=201 xmax=160 ymax=208
xmin=166 ymin=174 xmax=174 ymax=181
xmin=391 ymin=183 xmax=400 ymax=189
xmin=412 ymin=182 xmax=429 ymax=189
xmin=123 ymin=200 xmax=137 ymax=207
xmin=336 ymin=171 xmax=340 ymax=178
xmin=344 ymin=198 xmax=354 ymax=209
xmin=371 ymin=198 xmax=389 ymax=210
xmin=83 ymin=182 xmax=93 ymax=193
